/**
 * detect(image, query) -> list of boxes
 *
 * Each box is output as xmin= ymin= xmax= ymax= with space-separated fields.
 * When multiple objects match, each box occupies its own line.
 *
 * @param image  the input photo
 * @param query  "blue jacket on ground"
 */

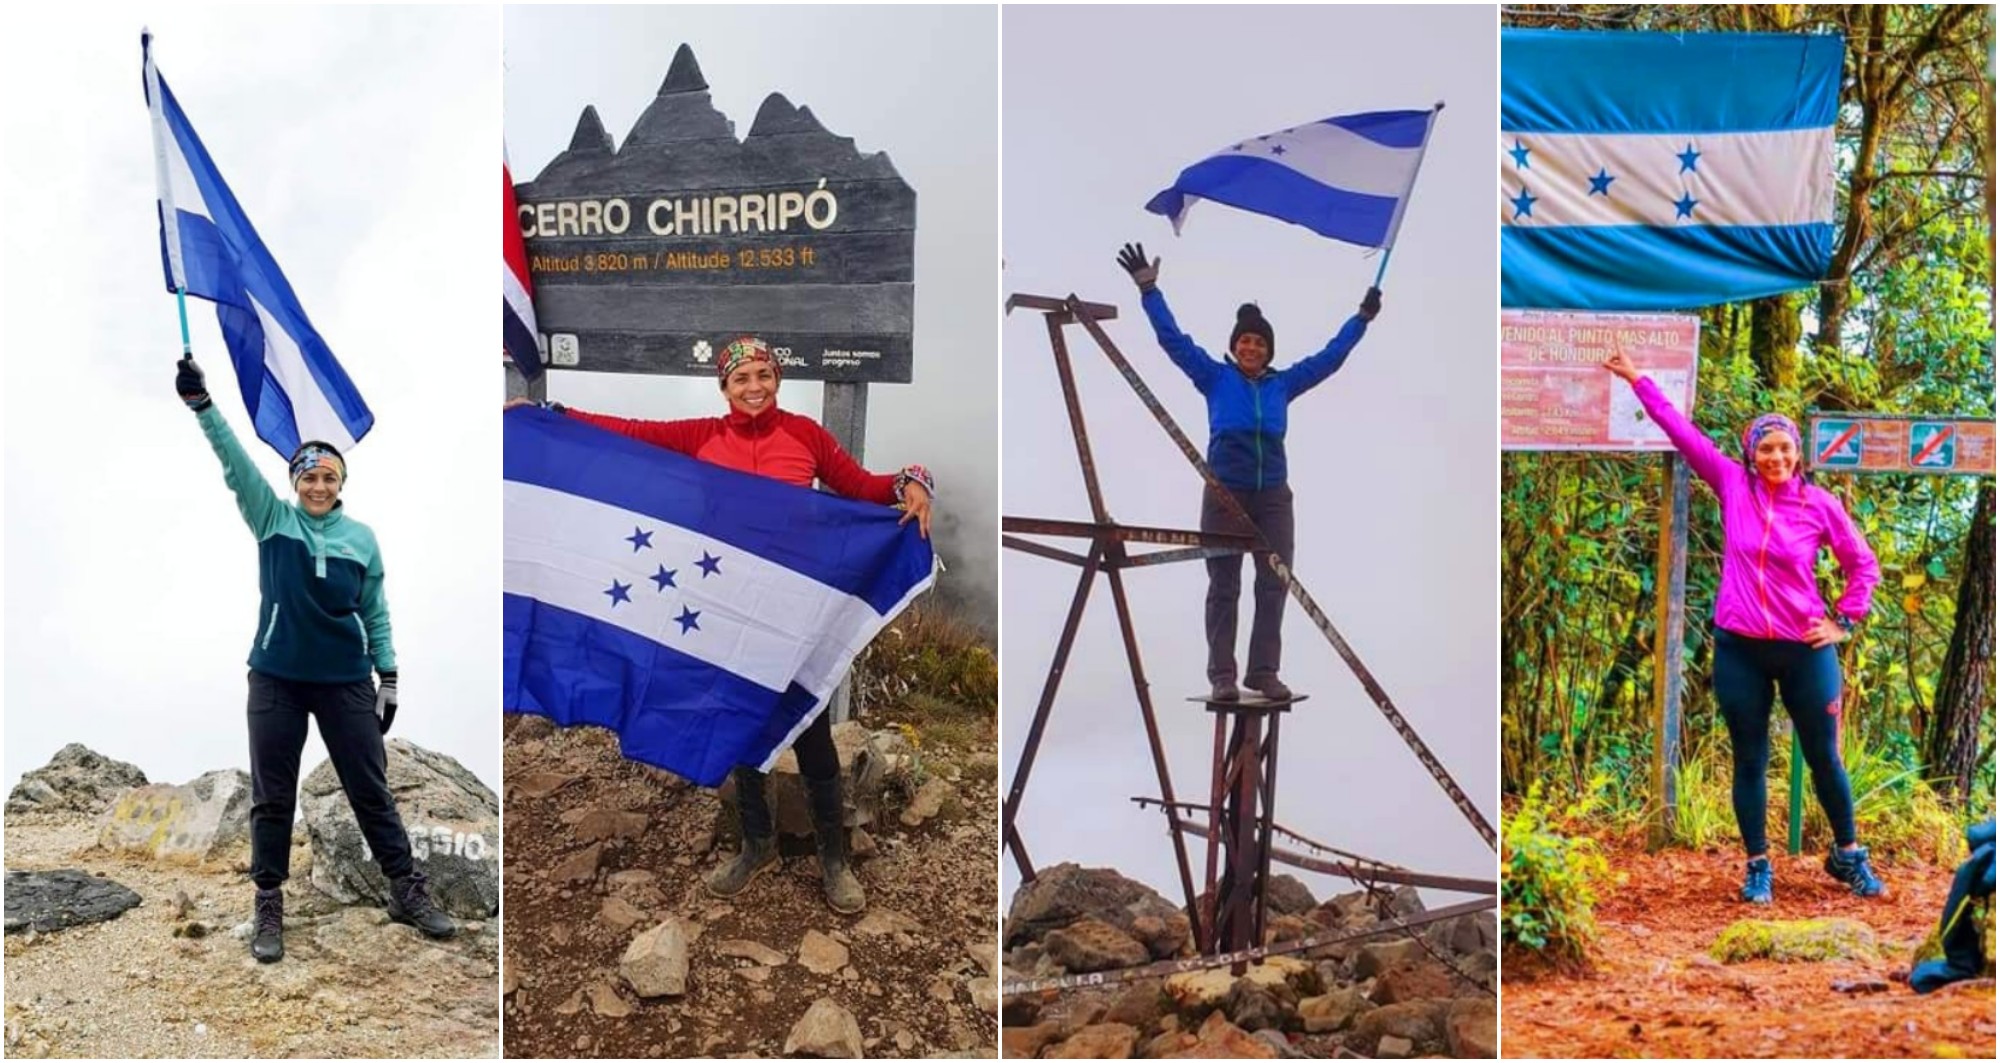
xmin=198 ymin=405 xmax=395 ymax=683
xmin=1141 ymin=287 xmax=1368 ymax=490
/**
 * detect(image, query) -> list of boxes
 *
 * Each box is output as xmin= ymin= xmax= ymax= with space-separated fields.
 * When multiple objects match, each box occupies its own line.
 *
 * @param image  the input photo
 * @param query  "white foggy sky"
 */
xmin=503 ymin=5 xmax=1000 ymax=622
xmin=3 ymin=8 xmax=501 ymax=792
xmin=1002 ymin=5 xmax=1499 ymax=908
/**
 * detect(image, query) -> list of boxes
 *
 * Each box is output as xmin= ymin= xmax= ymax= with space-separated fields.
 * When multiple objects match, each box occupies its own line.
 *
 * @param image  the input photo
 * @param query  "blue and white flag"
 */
xmin=1146 ymin=108 xmax=1441 ymax=248
xmin=503 ymin=409 xmax=936 ymax=787
xmin=144 ymin=34 xmax=372 ymax=458
xmin=1501 ymin=30 xmax=1842 ymax=310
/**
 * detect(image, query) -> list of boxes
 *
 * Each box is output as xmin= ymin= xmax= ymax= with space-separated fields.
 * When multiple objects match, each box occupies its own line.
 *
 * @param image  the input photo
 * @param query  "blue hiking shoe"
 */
xmin=1740 ymin=856 xmax=1773 ymax=905
xmin=1824 ymin=845 xmax=1886 ymax=898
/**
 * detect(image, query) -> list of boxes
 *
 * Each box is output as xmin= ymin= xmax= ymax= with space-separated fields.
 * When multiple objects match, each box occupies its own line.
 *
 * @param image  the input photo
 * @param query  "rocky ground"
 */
xmin=3 ymin=815 xmax=499 ymax=1058
xmin=499 ymin=704 xmax=1000 ymax=1058
xmin=1001 ymin=865 xmax=1497 ymax=1059
xmin=1501 ymin=843 xmax=1996 ymax=1058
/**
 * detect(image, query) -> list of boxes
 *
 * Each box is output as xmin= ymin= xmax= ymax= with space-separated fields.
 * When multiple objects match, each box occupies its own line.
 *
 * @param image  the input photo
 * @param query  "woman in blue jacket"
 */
xmin=176 ymin=357 xmax=456 ymax=962
xmin=1118 ymin=243 xmax=1380 ymax=702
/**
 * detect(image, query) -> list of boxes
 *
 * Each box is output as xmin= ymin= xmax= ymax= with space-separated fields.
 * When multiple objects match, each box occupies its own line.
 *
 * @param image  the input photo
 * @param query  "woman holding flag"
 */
xmin=175 ymin=357 xmax=457 ymax=962
xmin=506 ymin=335 xmax=934 ymax=914
xmin=1117 ymin=242 xmax=1380 ymax=704
xmin=1602 ymin=343 xmax=1885 ymax=905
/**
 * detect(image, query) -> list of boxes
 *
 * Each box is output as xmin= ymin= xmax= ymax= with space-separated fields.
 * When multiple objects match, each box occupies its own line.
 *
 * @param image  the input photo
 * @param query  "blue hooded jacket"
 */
xmin=1141 ymin=286 xmax=1368 ymax=490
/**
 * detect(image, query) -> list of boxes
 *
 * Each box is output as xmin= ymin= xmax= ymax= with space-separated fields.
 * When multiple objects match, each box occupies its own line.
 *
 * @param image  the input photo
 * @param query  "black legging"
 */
xmin=247 ymin=671 xmax=413 ymax=889
xmin=1712 ymin=628 xmax=1857 ymax=856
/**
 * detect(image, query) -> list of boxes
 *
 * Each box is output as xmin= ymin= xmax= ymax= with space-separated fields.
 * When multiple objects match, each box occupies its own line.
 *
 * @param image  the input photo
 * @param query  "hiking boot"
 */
xmin=1209 ymin=679 xmax=1240 ymax=703
xmin=250 ymin=887 xmax=285 ymax=963
xmin=705 ymin=767 xmax=779 ymax=898
xmin=387 ymin=870 xmax=458 ymax=938
xmin=1740 ymin=856 xmax=1773 ymax=905
xmin=1824 ymin=845 xmax=1886 ymax=898
xmin=807 ymin=774 xmax=866 ymax=915
xmin=1245 ymin=675 xmax=1293 ymax=700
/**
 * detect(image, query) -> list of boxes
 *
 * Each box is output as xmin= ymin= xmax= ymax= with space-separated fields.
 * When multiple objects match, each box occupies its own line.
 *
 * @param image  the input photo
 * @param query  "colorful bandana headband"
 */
xmin=1741 ymin=413 xmax=1802 ymax=464
xmin=289 ymin=444 xmax=346 ymax=487
xmin=717 ymin=335 xmax=779 ymax=382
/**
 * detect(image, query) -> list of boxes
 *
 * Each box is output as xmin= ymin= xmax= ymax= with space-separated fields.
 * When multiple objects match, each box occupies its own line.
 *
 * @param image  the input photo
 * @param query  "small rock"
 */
xmin=553 ymin=843 xmax=603 ymax=885
xmin=574 ymin=808 xmax=648 ymax=842
xmin=717 ymin=938 xmax=788 ymax=966
xmin=509 ymin=771 xmax=575 ymax=799
xmin=1044 ymin=918 xmax=1149 ymax=973
xmin=850 ymin=827 xmax=878 ymax=860
xmin=588 ymin=981 xmax=632 ymax=1018
xmin=555 ymin=989 xmax=586 ymax=1015
xmin=1445 ymin=998 xmax=1495 ymax=1057
xmin=967 ymin=976 xmax=997 ymax=1017
xmin=1003 ymin=1022 xmax=1063 ymax=1059
xmin=854 ymin=908 xmax=921 ymax=937
xmin=619 ymin=918 xmax=690 ymax=998
xmin=1378 ymin=1034 xmax=1414 ymax=1058
xmin=900 ymin=777 xmax=955 ymax=827
xmin=783 ymin=997 xmax=864 ymax=1058
xmin=600 ymin=896 xmax=646 ymax=934
xmin=1355 ymin=938 xmax=1429 ymax=978
xmin=799 ymin=929 xmax=850 ymax=975
xmin=737 ymin=966 xmax=772 ymax=983
xmin=1046 ymin=1022 xmax=1138 ymax=1058
xmin=1265 ymin=875 xmax=1317 ymax=916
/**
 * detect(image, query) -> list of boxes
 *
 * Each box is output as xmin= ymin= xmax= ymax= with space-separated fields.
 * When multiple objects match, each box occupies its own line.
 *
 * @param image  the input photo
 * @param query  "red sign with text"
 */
xmin=1502 ymin=311 xmax=1700 ymax=451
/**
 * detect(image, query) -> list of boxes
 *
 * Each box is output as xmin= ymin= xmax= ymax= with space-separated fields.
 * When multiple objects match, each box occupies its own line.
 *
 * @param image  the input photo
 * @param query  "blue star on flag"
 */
xmin=604 ymin=579 xmax=632 ymax=607
xmin=625 ymin=527 xmax=654 ymax=552
xmin=1676 ymin=143 xmax=1701 ymax=174
xmin=696 ymin=551 xmax=723 ymax=578
xmin=1510 ymin=187 xmax=1537 ymax=220
xmin=1588 ymin=168 xmax=1615 ymax=196
xmin=1270 ymin=144 xmax=1286 ymax=156
xmin=674 ymin=606 xmax=701 ymax=634
xmin=650 ymin=565 xmax=677 ymax=592
xmin=1508 ymin=139 xmax=1531 ymax=169
xmin=1673 ymin=192 xmax=1699 ymax=219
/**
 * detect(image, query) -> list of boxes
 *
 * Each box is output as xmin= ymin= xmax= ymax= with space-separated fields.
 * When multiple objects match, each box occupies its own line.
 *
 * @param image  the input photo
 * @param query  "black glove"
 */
xmin=374 ymin=671 xmax=399 ymax=735
xmin=1116 ymin=242 xmax=1160 ymax=290
xmin=1359 ymin=287 xmax=1383 ymax=322
xmin=175 ymin=357 xmax=212 ymax=412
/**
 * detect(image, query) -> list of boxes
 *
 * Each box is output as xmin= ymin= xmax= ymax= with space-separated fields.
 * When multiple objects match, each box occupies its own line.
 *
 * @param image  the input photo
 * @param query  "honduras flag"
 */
xmin=1501 ymin=30 xmax=1841 ymax=310
xmin=143 ymin=33 xmax=372 ymax=458
xmin=503 ymin=408 xmax=936 ymax=787
xmin=1146 ymin=108 xmax=1441 ymax=248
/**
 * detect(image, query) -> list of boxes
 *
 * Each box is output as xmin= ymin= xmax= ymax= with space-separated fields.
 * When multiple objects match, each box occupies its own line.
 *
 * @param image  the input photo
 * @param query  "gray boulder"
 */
xmin=4 ymin=870 xmax=143 ymax=933
xmin=1004 ymin=863 xmax=1193 ymax=960
xmin=95 ymin=769 xmax=252 ymax=864
xmin=5 ymin=744 xmax=147 ymax=817
xmin=1265 ymin=874 xmax=1318 ymax=916
xmin=302 ymin=739 xmax=498 ymax=918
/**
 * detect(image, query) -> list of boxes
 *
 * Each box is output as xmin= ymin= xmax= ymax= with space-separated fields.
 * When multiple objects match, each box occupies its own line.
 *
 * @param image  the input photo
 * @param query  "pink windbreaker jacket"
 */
xmin=1633 ymin=377 xmax=1880 ymax=642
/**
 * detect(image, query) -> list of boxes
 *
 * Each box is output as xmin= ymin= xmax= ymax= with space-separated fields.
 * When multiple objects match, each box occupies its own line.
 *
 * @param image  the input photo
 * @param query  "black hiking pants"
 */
xmin=247 ymin=670 xmax=413 ymax=889
xmin=1201 ymin=483 xmax=1296 ymax=685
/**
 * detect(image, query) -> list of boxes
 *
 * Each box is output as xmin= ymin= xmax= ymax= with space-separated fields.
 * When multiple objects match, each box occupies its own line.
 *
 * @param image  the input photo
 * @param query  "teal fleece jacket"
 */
xmin=198 ymin=406 xmax=394 ymax=682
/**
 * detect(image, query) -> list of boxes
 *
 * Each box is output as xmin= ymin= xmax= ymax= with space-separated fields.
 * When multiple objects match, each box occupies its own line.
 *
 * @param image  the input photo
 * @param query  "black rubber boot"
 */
xmin=387 ymin=870 xmax=458 ymax=939
xmin=705 ymin=767 xmax=779 ymax=898
xmin=250 ymin=887 xmax=285 ymax=963
xmin=806 ymin=774 xmax=865 ymax=915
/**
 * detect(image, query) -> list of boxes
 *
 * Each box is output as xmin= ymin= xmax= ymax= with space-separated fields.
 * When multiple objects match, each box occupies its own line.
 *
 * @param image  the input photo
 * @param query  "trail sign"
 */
xmin=513 ymin=45 xmax=915 ymax=383
xmin=1502 ymin=310 xmax=1700 ymax=450
xmin=1804 ymin=413 xmax=1995 ymax=475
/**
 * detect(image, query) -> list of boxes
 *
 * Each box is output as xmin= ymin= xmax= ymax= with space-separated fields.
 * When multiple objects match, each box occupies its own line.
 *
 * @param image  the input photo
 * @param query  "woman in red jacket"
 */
xmin=507 ymin=336 xmax=932 ymax=914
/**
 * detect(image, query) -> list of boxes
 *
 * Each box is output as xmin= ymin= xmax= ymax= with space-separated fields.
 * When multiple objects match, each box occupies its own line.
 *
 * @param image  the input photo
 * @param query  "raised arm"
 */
xmin=1602 ymin=347 xmax=1733 ymax=490
xmin=179 ymin=359 xmax=287 ymax=540
xmin=1118 ymin=241 xmax=1218 ymax=390
xmin=1279 ymin=287 xmax=1381 ymax=397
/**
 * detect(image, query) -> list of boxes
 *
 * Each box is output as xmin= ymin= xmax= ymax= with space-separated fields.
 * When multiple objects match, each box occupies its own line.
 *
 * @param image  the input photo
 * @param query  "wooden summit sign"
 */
xmin=515 ymin=45 xmax=915 ymax=383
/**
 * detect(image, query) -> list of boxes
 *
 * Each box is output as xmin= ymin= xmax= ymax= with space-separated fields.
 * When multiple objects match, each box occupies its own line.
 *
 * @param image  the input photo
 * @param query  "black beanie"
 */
xmin=1228 ymin=303 xmax=1274 ymax=356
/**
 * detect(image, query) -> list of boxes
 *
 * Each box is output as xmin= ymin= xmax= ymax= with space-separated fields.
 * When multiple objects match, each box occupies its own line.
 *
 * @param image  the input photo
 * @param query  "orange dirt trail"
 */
xmin=1501 ymin=842 xmax=1995 ymax=1058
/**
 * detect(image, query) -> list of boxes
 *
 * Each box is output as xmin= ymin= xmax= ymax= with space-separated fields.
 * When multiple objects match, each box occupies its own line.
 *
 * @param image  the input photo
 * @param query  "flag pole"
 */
xmin=1371 ymin=100 xmax=1445 ymax=289
xmin=143 ymin=29 xmax=193 ymax=357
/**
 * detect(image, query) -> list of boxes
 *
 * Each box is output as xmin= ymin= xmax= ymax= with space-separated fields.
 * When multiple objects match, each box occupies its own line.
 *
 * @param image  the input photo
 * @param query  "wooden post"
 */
xmin=1650 ymin=454 xmax=1691 ymax=849
xmin=822 ymin=381 xmax=869 ymax=724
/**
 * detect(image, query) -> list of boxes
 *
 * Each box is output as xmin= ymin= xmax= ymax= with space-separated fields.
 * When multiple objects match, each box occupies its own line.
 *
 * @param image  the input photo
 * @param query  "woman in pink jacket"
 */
xmin=1604 ymin=347 xmax=1884 ymax=905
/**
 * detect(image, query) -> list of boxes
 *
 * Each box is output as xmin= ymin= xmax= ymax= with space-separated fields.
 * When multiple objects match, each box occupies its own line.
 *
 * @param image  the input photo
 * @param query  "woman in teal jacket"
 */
xmin=177 ymin=357 xmax=455 ymax=962
xmin=1118 ymin=243 xmax=1379 ymax=702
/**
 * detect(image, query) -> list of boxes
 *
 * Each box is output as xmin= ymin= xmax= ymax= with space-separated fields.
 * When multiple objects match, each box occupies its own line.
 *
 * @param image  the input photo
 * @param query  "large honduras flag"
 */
xmin=503 ymin=408 xmax=936 ymax=787
xmin=143 ymin=33 xmax=372 ymax=458
xmin=1146 ymin=108 xmax=1441 ymax=248
xmin=1501 ymin=30 xmax=1841 ymax=310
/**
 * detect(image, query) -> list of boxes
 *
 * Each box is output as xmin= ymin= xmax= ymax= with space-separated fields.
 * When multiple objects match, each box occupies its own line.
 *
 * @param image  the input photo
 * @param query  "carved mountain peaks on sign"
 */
xmin=526 ymin=44 xmax=906 ymax=194
xmin=658 ymin=42 xmax=708 ymax=95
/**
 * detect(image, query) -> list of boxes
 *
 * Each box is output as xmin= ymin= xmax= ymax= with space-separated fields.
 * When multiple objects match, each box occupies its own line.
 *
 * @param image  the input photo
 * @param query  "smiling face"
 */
xmin=295 ymin=466 xmax=342 ymax=516
xmin=723 ymin=362 xmax=779 ymax=417
xmin=1233 ymin=333 xmax=1271 ymax=376
xmin=1752 ymin=430 xmax=1799 ymax=486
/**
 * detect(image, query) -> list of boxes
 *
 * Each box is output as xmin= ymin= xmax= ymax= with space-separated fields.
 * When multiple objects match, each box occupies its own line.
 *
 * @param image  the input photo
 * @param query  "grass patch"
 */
xmin=1710 ymin=918 xmax=1879 ymax=963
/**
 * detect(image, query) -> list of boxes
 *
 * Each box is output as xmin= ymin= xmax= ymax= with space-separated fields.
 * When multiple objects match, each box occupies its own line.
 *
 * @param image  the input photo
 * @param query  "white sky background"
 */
xmin=504 ymin=6 xmax=1000 ymax=628
xmin=3 ymin=8 xmax=501 ymax=792
xmin=1002 ymin=6 xmax=1499 ymax=908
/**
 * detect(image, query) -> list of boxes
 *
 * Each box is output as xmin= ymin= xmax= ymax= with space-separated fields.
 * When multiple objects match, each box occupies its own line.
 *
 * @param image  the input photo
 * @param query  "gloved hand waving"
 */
xmin=1116 ymin=243 xmax=1160 ymax=291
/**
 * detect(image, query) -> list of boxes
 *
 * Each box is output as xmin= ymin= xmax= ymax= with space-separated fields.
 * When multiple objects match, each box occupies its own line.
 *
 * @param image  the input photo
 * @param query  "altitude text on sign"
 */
xmin=1501 ymin=310 xmax=1701 ymax=451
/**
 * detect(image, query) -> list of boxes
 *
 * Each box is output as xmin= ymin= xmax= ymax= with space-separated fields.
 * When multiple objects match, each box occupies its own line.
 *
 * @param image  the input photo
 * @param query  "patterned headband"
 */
xmin=717 ymin=336 xmax=779 ymax=382
xmin=290 ymin=445 xmax=346 ymax=486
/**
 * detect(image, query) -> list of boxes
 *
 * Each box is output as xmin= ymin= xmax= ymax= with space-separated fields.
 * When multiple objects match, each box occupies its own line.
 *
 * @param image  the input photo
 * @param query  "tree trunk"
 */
xmin=1748 ymin=292 xmax=1802 ymax=392
xmin=1926 ymin=480 xmax=1995 ymax=805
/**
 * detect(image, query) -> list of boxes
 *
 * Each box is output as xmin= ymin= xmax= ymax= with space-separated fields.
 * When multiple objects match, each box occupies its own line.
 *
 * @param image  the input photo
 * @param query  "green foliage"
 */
xmin=1502 ymin=781 xmax=1615 ymax=968
xmin=1710 ymin=918 xmax=1881 ymax=964
xmin=1671 ymin=740 xmax=1736 ymax=850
